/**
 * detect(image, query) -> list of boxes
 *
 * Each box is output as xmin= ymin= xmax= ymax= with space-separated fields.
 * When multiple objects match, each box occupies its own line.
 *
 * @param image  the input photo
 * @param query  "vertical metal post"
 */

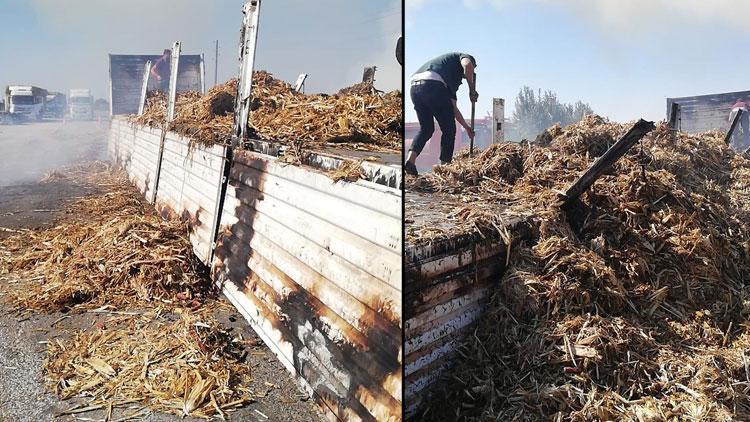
xmin=294 ymin=73 xmax=308 ymax=93
xmin=470 ymin=73 xmax=476 ymax=155
xmin=166 ymin=41 xmax=181 ymax=122
xmin=211 ymin=0 xmax=261 ymax=264
xmin=725 ymin=109 xmax=743 ymax=145
xmin=362 ymin=66 xmax=376 ymax=83
xmin=137 ymin=60 xmax=151 ymax=116
xmin=492 ymin=97 xmax=505 ymax=144
xmin=668 ymin=102 xmax=680 ymax=130
xmin=200 ymin=53 xmax=206 ymax=95
xmin=214 ymin=40 xmax=219 ymax=87
xmin=232 ymin=0 xmax=262 ymax=145
xmin=152 ymin=41 xmax=181 ymax=204
xmin=108 ymin=54 xmax=114 ymax=117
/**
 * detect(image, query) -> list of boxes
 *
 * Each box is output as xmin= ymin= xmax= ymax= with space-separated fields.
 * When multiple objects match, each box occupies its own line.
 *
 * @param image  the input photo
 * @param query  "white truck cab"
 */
xmin=69 ymin=89 xmax=94 ymax=120
xmin=5 ymin=85 xmax=47 ymax=120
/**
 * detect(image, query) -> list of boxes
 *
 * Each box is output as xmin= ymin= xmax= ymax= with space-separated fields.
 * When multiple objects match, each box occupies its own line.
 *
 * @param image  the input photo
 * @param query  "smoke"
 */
xmin=413 ymin=0 xmax=750 ymax=34
xmin=549 ymin=0 xmax=750 ymax=36
xmin=0 ymin=121 xmax=108 ymax=187
xmin=0 ymin=1 xmax=401 ymax=100
xmin=345 ymin=5 xmax=402 ymax=92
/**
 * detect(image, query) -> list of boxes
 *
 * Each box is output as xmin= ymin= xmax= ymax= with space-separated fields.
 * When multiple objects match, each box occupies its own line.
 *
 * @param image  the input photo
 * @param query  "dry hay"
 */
xmin=328 ymin=160 xmax=365 ymax=183
xmin=0 ymin=162 xmax=214 ymax=313
xmin=45 ymin=308 xmax=255 ymax=419
xmin=39 ymin=160 xmax=116 ymax=185
xmin=411 ymin=115 xmax=750 ymax=420
xmin=1 ymin=162 xmax=257 ymax=418
xmin=130 ymin=71 xmax=401 ymax=152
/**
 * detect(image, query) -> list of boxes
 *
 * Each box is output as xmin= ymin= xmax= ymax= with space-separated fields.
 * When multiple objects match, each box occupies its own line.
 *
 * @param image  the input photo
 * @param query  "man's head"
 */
xmin=163 ymin=49 xmax=171 ymax=58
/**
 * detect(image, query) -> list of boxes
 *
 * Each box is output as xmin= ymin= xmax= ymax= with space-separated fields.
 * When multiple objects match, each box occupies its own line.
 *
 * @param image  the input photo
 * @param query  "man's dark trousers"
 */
xmin=410 ymin=80 xmax=456 ymax=163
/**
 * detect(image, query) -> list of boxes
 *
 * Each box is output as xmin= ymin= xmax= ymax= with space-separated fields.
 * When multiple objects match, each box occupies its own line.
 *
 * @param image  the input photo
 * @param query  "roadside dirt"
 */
xmin=0 ymin=121 xmax=324 ymax=421
xmin=0 ymin=181 xmax=100 ymax=240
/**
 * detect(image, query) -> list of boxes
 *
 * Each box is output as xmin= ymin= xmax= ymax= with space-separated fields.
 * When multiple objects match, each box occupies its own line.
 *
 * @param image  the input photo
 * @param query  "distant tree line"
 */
xmin=511 ymin=86 xmax=594 ymax=140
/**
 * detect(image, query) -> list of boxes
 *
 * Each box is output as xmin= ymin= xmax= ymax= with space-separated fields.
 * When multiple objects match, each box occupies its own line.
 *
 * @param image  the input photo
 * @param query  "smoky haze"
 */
xmin=0 ymin=0 xmax=401 ymax=186
xmin=407 ymin=0 xmax=750 ymax=122
xmin=0 ymin=0 xmax=402 ymax=100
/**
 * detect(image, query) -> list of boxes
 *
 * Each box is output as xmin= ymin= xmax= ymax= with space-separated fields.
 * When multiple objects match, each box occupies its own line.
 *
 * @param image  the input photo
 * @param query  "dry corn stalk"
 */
xmin=410 ymin=115 xmax=750 ymax=420
xmin=45 ymin=309 xmax=254 ymax=419
xmin=0 ymin=162 xmax=214 ymax=313
xmin=129 ymin=71 xmax=401 ymax=152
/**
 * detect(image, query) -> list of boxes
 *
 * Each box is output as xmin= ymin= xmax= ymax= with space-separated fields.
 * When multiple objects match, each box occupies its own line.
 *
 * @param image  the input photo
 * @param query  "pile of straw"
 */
xmin=130 ymin=71 xmax=401 ymax=152
xmin=410 ymin=115 xmax=750 ymax=420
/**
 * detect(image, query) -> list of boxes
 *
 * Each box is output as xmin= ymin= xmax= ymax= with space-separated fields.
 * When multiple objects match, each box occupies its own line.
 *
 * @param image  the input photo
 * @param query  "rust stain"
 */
xmin=210 ymin=153 xmax=402 ymax=421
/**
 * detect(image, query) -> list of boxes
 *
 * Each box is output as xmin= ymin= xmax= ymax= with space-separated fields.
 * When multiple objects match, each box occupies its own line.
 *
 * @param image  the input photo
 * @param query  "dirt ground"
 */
xmin=0 ymin=121 xmax=324 ymax=421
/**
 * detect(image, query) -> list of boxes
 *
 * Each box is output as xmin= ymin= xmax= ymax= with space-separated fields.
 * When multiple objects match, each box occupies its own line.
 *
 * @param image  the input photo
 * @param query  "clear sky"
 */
xmin=0 ymin=0 xmax=401 ymax=101
xmin=406 ymin=0 xmax=750 ymax=123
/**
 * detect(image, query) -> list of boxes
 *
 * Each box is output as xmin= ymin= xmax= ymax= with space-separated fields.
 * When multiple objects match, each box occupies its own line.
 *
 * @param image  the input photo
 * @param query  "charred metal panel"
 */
xmin=109 ymin=119 xmax=403 ymax=421
xmin=243 ymin=138 xmax=401 ymax=189
xmin=154 ymin=132 xmax=227 ymax=265
xmin=109 ymin=120 xmax=162 ymax=200
xmin=214 ymin=149 xmax=402 ymax=421
xmin=109 ymin=54 xmax=204 ymax=115
xmin=667 ymin=90 xmax=750 ymax=133
xmin=108 ymin=117 xmax=227 ymax=265
xmin=403 ymin=196 xmax=533 ymax=418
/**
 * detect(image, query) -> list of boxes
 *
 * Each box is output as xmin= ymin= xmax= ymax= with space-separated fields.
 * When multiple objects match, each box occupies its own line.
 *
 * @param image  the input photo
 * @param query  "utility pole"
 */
xmin=214 ymin=40 xmax=219 ymax=87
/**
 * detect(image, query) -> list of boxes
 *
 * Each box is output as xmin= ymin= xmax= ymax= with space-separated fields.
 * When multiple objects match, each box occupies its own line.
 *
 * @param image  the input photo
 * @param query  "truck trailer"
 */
xmin=4 ymin=85 xmax=48 ymax=120
xmin=42 ymin=92 xmax=67 ymax=119
xmin=69 ymin=89 xmax=94 ymax=120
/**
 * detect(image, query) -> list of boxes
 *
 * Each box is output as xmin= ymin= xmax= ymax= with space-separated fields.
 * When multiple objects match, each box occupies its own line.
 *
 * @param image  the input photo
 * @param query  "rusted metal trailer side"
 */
xmin=108 ymin=118 xmax=403 ymax=421
xmin=403 ymin=191 xmax=532 ymax=418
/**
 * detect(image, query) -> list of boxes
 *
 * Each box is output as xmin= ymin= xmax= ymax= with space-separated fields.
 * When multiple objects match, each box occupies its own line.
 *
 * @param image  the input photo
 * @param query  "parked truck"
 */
xmin=42 ymin=92 xmax=67 ymax=119
xmin=69 ymin=89 xmax=94 ymax=120
xmin=4 ymin=85 xmax=48 ymax=120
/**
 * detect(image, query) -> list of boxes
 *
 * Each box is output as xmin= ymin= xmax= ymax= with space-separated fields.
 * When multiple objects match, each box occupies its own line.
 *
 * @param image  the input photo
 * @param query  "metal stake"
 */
xmin=470 ymin=72 xmax=476 ymax=155
xmin=725 ymin=108 xmax=743 ymax=145
xmin=137 ymin=60 xmax=151 ymax=116
xmin=232 ymin=0 xmax=262 ymax=145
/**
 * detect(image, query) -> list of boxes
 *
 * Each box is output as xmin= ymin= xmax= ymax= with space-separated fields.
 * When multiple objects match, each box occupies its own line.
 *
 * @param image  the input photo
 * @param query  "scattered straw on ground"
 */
xmin=0 ymin=161 xmax=261 ymax=418
xmin=0 ymin=163 xmax=213 ymax=313
xmin=45 ymin=308 xmax=255 ymax=419
xmin=409 ymin=115 xmax=750 ymax=420
xmin=130 ymin=71 xmax=401 ymax=152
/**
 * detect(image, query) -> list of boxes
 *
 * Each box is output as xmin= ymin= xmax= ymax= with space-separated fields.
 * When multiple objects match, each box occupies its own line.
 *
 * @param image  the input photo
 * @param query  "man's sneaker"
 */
xmin=404 ymin=161 xmax=418 ymax=176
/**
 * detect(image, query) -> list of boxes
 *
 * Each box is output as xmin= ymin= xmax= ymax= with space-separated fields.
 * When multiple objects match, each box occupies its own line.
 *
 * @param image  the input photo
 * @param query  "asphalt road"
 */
xmin=0 ymin=120 xmax=324 ymax=421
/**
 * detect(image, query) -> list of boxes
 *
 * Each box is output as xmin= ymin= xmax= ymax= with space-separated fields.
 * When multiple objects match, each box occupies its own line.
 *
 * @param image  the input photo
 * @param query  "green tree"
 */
xmin=512 ymin=86 xmax=594 ymax=140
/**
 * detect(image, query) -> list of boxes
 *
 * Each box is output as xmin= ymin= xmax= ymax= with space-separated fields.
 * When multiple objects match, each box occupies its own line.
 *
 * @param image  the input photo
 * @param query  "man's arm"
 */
xmin=460 ymin=57 xmax=478 ymax=102
xmin=452 ymin=99 xmax=474 ymax=139
xmin=151 ymin=57 xmax=166 ymax=81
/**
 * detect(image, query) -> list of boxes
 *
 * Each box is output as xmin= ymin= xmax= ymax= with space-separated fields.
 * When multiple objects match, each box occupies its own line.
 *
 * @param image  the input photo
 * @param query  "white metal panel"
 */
xmin=108 ymin=118 xmax=402 ymax=421
xmin=222 ymin=180 xmax=400 ymax=289
xmin=232 ymin=159 xmax=400 ymax=254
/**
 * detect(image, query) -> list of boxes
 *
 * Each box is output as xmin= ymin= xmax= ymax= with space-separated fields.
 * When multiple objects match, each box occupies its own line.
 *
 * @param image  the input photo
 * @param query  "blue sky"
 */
xmin=406 ymin=0 xmax=750 ymax=123
xmin=0 ymin=0 xmax=401 ymax=100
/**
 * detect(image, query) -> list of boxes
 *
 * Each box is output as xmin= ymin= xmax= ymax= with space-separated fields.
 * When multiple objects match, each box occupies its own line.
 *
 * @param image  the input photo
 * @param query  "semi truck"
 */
xmin=42 ymin=92 xmax=67 ymax=119
xmin=4 ymin=85 xmax=48 ymax=120
xmin=69 ymin=89 xmax=94 ymax=120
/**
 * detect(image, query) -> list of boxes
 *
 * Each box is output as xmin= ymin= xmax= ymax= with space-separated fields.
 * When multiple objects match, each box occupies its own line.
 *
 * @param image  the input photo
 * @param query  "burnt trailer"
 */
xmin=666 ymin=90 xmax=750 ymax=133
xmin=108 ymin=53 xmax=205 ymax=116
xmin=107 ymin=2 xmax=402 ymax=420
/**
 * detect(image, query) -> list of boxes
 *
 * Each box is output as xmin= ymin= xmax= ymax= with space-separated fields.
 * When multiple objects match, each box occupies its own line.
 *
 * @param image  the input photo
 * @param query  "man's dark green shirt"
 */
xmin=415 ymin=52 xmax=475 ymax=99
